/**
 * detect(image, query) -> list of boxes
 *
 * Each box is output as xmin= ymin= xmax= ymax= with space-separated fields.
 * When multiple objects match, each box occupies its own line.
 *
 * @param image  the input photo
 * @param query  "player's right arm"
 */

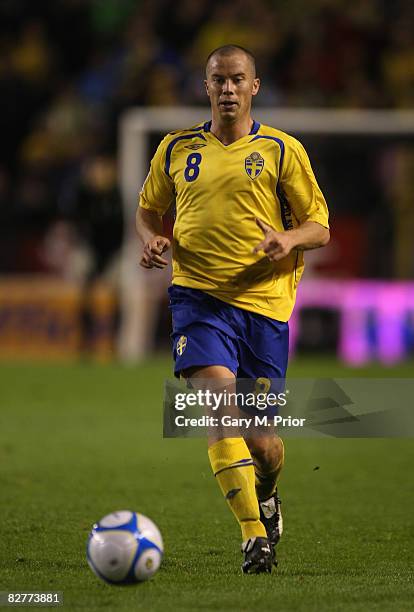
xmin=136 ymin=136 xmax=175 ymax=269
xmin=136 ymin=208 xmax=171 ymax=269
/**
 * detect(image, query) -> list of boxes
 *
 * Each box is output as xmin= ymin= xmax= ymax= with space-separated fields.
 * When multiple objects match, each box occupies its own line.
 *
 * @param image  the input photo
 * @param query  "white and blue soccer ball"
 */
xmin=87 ymin=510 xmax=163 ymax=584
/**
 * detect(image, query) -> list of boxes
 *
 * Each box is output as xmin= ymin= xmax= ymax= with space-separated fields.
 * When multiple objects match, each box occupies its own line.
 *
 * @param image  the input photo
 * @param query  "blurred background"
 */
xmin=1 ymin=0 xmax=413 ymax=366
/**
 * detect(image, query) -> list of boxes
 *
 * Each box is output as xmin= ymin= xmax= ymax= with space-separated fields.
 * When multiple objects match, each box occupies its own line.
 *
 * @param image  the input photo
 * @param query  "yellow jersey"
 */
xmin=139 ymin=120 xmax=329 ymax=321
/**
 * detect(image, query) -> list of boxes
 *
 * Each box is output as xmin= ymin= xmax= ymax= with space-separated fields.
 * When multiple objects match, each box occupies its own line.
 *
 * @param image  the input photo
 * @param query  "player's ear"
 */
xmin=252 ymin=78 xmax=260 ymax=96
xmin=204 ymin=79 xmax=210 ymax=97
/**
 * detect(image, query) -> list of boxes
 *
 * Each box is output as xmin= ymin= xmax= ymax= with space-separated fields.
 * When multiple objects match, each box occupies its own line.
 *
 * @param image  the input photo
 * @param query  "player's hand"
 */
xmin=140 ymin=235 xmax=171 ymax=269
xmin=253 ymin=218 xmax=294 ymax=262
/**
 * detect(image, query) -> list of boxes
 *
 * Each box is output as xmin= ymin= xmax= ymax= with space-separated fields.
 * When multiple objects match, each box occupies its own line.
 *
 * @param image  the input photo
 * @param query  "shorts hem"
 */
xmin=174 ymin=361 xmax=237 ymax=378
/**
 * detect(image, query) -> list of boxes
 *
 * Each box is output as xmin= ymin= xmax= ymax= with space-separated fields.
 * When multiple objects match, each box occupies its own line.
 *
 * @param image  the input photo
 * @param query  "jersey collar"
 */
xmin=203 ymin=120 xmax=261 ymax=135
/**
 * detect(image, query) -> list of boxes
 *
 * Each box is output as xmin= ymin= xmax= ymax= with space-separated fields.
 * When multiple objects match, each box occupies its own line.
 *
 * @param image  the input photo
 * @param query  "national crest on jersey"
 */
xmin=245 ymin=151 xmax=264 ymax=180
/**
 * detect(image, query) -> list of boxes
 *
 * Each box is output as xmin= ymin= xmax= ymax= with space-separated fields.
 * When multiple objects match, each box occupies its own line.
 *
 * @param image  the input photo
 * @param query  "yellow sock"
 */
xmin=255 ymin=438 xmax=285 ymax=501
xmin=208 ymin=438 xmax=267 ymax=542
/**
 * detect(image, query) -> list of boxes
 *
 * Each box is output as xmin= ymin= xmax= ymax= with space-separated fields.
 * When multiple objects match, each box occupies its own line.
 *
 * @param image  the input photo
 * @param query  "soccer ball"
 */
xmin=87 ymin=510 xmax=163 ymax=584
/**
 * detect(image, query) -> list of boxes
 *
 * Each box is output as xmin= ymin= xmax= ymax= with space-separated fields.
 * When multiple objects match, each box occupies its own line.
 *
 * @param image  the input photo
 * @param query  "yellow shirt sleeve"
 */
xmin=281 ymin=139 xmax=329 ymax=228
xmin=139 ymin=136 xmax=175 ymax=215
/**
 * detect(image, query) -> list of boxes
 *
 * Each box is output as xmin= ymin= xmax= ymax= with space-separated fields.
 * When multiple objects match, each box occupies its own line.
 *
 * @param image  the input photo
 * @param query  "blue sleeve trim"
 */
xmin=249 ymin=134 xmax=285 ymax=173
xmin=164 ymin=133 xmax=207 ymax=177
xmin=170 ymin=125 xmax=205 ymax=134
xmin=249 ymin=134 xmax=292 ymax=230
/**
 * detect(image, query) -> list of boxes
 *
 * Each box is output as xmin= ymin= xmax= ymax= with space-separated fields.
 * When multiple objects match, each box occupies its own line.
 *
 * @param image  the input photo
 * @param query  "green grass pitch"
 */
xmin=0 ymin=357 xmax=413 ymax=611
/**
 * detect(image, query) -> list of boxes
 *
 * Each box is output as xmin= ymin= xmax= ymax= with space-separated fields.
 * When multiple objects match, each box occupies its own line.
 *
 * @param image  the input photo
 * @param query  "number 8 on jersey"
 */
xmin=184 ymin=153 xmax=202 ymax=182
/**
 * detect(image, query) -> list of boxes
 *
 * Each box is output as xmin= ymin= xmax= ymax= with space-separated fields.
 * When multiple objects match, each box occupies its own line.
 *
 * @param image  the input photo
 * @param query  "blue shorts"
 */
xmin=169 ymin=285 xmax=289 ymax=381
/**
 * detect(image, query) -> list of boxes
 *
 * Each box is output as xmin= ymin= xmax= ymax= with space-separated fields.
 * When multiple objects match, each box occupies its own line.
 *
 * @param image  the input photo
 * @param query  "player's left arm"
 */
xmin=254 ymin=138 xmax=330 ymax=262
xmin=254 ymin=219 xmax=329 ymax=262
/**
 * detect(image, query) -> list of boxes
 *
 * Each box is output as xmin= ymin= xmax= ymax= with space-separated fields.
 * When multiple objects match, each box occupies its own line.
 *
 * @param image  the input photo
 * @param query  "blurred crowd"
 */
xmin=0 ymin=0 xmax=413 ymax=279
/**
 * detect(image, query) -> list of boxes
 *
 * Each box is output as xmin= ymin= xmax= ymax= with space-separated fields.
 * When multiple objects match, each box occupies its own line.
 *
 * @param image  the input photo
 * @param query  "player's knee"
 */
xmin=246 ymin=436 xmax=283 ymax=471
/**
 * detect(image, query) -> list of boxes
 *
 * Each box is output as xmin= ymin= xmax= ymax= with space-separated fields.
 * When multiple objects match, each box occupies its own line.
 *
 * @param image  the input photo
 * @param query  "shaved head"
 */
xmin=206 ymin=45 xmax=256 ymax=78
xmin=204 ymin=44 xmax=260 ymax=131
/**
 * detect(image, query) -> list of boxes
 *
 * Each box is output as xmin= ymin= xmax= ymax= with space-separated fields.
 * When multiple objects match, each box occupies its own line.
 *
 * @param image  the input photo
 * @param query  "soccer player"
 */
xmin=136 ymin=45 xmax=330 ymax=573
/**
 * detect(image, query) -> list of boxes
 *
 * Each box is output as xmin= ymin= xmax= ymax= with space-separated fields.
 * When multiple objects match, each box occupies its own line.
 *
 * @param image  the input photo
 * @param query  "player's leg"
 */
xmin=169 ymin=286 xmax=273 ymax=572
xmin=184 ymin=366 xmax=269 ymax=553
xmin=245 ymin=433 xmax=284 ymax=500
xmin=245 ymin=434 xmax=284 ymax=549
xmin=236 ymin=311 xmax=289 ymax=557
